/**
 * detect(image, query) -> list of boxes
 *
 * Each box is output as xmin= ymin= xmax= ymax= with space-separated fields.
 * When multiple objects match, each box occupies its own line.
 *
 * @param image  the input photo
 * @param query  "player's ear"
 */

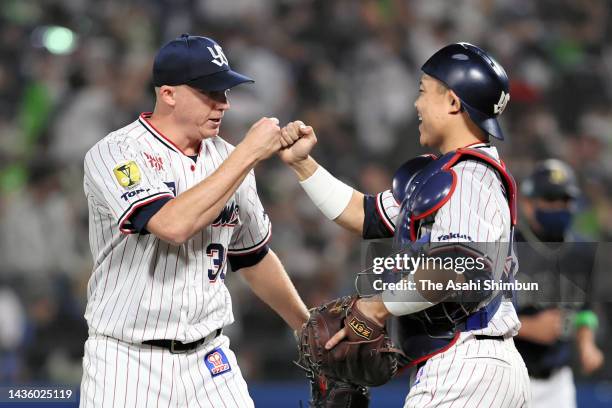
xmin=447 ymin=90 xmax=462 ymax=114
xmin=157 ymin=85 xmax=177 ymax=107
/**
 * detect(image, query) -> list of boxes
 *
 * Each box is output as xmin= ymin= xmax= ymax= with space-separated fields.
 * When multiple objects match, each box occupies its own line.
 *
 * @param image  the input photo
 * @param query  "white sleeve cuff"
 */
xmin=381 ymin=279 xmax=435 ymax=316
xmin=299 ymin=165 xmax=353 ymax=220
xmin=383 ymin=299 xmax=434 ymax=316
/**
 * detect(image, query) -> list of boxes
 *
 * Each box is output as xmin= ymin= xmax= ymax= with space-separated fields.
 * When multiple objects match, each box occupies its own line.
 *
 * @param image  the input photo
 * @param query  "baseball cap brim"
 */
xmin=462 ymin=103 xmax=505 ymax=141
xmin=187 ymin=69 xmax=254 ymax=92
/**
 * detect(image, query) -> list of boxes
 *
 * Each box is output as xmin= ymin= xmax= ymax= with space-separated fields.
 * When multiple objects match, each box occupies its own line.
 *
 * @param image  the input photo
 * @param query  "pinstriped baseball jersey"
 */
xmin=83 ymin=112 xmax=271 ymax=344
xmin=374 ymin=144 xmax=520 ymax=337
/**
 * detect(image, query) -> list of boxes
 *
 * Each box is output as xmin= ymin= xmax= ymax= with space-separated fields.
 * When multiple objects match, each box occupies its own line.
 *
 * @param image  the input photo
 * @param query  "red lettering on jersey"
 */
xmin=143 ymin=152 xmax=164 ymax=171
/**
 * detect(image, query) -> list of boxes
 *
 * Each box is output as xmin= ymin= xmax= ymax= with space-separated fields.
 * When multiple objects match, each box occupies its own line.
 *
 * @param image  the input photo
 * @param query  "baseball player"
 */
xmin=515 ymin=159 xmax=604 ymax=407
xmin=80 ymin=34 xmax=310 ymax=407
xmin=280 ymin=43 xmax=531 ymax=406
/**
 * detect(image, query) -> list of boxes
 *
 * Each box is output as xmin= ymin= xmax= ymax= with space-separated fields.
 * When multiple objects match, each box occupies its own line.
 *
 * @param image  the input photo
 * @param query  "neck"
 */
xmin=439 ymin=134 xmax=485 ymax=154
xmin=147 ymin=111 xmax=201 ymax=155
xmin=438 ymin=118 xmax=488 ymax=154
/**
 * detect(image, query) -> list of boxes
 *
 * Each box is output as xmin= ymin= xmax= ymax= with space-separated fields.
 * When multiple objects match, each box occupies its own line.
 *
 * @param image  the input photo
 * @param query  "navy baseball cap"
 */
xmin=521 ymin=159 xmax=580 ymax=200
xmin=153 ymin=34 xmax=254 ymax=92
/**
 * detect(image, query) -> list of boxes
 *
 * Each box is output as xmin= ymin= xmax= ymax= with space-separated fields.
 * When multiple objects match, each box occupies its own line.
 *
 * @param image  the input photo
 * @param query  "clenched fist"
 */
xmin=277 ymin=120 xmax=318 ymax=165
xmin=241 ymin=117 xmax=282 ymax=162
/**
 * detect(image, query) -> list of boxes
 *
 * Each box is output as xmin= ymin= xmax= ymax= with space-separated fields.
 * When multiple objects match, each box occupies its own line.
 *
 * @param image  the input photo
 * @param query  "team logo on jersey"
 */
xmin=348 ymin=317 xmax=373 ymax=340
xmin=207 ymin=44 xmax=228 ymax=67
xmin=113 ymin=161 xmax=141 ymax=188
xmin=212 ymin=202 xmax=240 ymax=227
xmin=204 ymin=348 xmax=231 ymax=377
xmin=143 ymin=152 xmax=164 ymax=171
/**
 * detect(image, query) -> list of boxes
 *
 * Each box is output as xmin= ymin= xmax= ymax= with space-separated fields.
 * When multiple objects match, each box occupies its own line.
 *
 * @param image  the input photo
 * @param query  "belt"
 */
xmin=529 ymin=366 xmax=562 ymax=380
xmin=474 ymin=334 xmax=504 ymax=341
xmin=143 ymin=328 xmax=222 ymax=354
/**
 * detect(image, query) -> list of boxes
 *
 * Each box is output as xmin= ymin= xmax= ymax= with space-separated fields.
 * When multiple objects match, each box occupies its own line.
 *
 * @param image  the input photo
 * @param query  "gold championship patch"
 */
xmin=113 ymin=161 xmax=141 ymax=188
xmin=348 ymin=317 xmax=373 ymax=340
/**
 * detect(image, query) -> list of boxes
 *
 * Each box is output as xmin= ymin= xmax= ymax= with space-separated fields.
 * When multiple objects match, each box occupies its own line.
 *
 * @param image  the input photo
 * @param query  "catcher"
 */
xmin=281 ymin=43 xmax=530 ymax=407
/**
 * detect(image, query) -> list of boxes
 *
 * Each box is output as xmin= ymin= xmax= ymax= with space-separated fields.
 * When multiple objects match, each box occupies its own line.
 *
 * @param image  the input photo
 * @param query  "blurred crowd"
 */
xmin=1 ymin=0 xmax=612 ymax=386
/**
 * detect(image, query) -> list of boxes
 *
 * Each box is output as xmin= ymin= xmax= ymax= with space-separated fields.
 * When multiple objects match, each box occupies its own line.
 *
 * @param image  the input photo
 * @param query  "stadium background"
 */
xmin=0 ymin=0 xmax=612 ymax=406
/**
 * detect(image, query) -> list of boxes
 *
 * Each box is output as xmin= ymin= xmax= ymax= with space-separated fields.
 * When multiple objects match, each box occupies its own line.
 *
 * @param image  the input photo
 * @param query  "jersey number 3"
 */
xmin=207 ymin=243 xmax=227 ymax=283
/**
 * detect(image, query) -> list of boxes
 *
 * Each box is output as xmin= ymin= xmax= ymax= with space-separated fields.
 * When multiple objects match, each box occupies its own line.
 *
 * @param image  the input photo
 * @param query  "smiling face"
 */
xmin=414 ymin=74 xmax=456 ymax=149
xmin=172 ymin=85 xmax=231 ymax=139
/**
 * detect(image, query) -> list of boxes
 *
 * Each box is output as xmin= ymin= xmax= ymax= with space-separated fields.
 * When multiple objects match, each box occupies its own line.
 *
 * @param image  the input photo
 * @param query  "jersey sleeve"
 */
xmin=84 ymin=138 xmax=174 ymax=234
xmin=363 ymin=189 xmax=400 ymax=239
xmin=227 ymin=171 xmax=272 ymax=270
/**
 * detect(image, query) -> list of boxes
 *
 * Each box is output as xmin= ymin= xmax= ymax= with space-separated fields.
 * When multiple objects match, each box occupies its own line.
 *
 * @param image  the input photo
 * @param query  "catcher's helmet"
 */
xmin=521 ymin=159 xmax=580 ymax=200
xmin=421 ymin=43 xmax=510 ymax=140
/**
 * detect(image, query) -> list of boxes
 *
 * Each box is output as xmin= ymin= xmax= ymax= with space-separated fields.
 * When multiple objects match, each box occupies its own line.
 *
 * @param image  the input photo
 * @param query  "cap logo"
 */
xmin=549 ymin=168 xmax=567 ymax=184
xmin=493 ymin=90 xmax=510 ymax=115
xmin=208 ymin=44 xmax=228 ymax=67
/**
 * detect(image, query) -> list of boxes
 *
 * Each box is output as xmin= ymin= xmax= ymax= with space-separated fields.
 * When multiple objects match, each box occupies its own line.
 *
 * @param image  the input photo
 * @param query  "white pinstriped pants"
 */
xmin=530 ymin=366 xmax=575 ymax=408
xmin=404 ymin=333 xmax=531 ymax=407
xmin=79 ymin=334 xmax=253 ymax=408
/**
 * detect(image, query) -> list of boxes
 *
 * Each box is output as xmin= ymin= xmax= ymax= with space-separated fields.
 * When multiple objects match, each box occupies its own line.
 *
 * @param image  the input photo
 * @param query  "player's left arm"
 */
xmin=239 ymin=250 xmax=309 ymax=330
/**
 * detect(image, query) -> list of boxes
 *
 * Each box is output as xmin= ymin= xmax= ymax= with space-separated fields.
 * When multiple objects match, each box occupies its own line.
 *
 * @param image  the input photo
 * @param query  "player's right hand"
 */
xmin=242 ymin=117 xmax=282 ymax=162
xmin=277 ymin=120 xmax=317 ymax=165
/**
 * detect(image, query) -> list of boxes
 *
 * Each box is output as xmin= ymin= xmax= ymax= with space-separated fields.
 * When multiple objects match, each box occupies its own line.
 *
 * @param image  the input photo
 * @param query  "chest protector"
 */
xmin=389 ymin=148 xmax=517 ymax=368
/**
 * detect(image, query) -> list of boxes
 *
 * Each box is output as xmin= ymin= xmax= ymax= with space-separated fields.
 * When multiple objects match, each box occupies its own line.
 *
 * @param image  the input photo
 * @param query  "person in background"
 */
xmin=516 ymin=159 xmax=605 ymax=408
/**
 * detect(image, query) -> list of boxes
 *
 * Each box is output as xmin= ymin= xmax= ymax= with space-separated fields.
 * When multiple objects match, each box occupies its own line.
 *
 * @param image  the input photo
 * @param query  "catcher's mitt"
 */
xmin=297 ymin=295 xmax=398 ymax=389
xmin=300 ymin=370 xmax=370 ymax=408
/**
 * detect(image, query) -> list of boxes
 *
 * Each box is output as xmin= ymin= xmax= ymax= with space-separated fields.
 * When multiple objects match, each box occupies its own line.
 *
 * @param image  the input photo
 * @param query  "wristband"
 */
xmin=381 ymin=277 xmax=434 ymax=316
xmin=299 ymin=166 xmax=353 ymax=220
xmin=574 ymin=310 xmax=598 ymax=330
xmin=383 ymin=298 xmax=434 ymax=316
